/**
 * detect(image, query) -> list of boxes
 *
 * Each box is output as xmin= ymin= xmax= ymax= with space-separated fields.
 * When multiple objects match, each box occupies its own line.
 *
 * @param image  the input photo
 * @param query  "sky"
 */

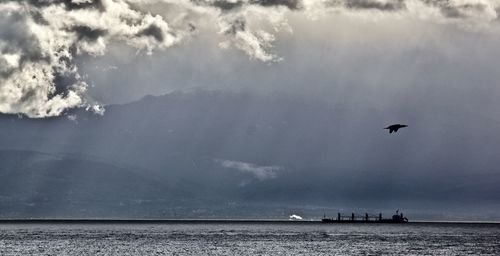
xmin=1 ymin=0 xmax=500 ymax=220
xmin=1 ymin=0 xmax=500 ymax=116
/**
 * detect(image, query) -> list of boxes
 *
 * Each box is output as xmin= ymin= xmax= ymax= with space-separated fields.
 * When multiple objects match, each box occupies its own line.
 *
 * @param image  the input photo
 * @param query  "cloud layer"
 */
xmin=0 ymin=0 xmax=499 ymax=117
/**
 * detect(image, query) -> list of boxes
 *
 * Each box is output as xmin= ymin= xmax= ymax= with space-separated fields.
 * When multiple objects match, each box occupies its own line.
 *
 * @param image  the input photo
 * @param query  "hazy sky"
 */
xmin=1 ymin=0 xmax=500 ymax=116
xmin=1 ymin=0 xmax=500 ymax=219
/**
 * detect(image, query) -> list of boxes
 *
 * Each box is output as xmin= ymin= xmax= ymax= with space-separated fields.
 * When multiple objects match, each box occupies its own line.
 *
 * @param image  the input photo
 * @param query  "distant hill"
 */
xmin=1 ymin=90 xmax=500 ymax=220
xmin=0 ymin=150 xmax=194 ymax=218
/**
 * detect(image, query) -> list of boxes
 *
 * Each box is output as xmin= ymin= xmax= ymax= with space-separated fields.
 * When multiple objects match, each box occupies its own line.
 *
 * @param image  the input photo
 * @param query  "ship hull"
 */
xmin=321 ymin=219 xmax=408 ymax=223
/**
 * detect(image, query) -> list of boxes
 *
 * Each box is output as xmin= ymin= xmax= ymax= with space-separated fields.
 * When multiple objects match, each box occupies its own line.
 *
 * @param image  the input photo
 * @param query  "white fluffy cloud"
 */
xmin=0 ymin=0 xmax=499 ymax=117
xmin=0 ymin=0 xmax=184 ymax=117
xmin=216 ymin=159 xmax=283 ymax=180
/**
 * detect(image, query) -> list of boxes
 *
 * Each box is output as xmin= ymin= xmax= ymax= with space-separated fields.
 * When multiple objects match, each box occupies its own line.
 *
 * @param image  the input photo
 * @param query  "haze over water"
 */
xmin=1 ymin=222 xmax=500 ymax=255
xmin=1 ymin=0 xmax=500 ymax=221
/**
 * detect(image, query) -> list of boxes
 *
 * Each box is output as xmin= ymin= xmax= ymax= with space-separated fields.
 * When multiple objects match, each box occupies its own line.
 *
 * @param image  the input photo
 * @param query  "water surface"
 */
xmin=1 ymin=221 xmax=499 ymax=255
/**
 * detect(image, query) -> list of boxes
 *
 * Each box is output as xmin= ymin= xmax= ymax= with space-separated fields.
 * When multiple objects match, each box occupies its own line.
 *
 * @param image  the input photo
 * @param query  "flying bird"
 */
xmin=384 ymin=124 xmax=407 ymax=134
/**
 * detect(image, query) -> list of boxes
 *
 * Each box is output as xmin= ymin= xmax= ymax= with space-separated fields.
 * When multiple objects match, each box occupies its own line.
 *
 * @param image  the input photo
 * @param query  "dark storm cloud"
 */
xmin=224 ymin=18 xmax=246 ymax=35
xmin=252 ymin=0 xmax=302 ymax=10
xmin=322 ymin=0 xmax=498 ymax=19
xmin=70 ymin=26 xmax=107 ymax=42
xmin=206 ymin=0 xmax=244 ymax=10
xmin=193 ymin=0 xmax=302 ymax=11
xmin=0 ymin=12 xmax=47 ymax=74
xmin=24 ymin=0 xmax=106 ymax=12
xmin=344 ymin=0 xmax=406 ymax=11
xmin=62 ymin=0 xmax=106 ymax=12
xmin=420 ymin=0 xmax=491 ymax=19
xmin=440 ymin=3 xmax=488 ymax=19
xmin=138 ymin=24 xmax=165 ymax=42
xmin=28 ymin=9 xmax=50 ymax=25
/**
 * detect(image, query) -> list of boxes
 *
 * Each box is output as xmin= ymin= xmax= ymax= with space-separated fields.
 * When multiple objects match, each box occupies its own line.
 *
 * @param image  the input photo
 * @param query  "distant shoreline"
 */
xmin=0 ymin=219 xmax=499 ymax=225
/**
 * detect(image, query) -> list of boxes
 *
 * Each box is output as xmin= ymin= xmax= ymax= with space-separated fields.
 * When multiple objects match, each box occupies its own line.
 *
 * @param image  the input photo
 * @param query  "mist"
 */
xmin=1 ymin=0 xmax=500 ymax=220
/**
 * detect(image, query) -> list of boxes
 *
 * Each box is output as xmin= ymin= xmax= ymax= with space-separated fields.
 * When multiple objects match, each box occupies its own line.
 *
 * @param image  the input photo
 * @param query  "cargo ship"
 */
xmin=322 ymin=210 xmax=408 ymax=223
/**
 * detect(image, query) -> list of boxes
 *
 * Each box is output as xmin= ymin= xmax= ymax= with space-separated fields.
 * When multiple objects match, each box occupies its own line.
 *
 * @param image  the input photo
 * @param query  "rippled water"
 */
xmin=1 ymin=222 xmax=499 ymax=255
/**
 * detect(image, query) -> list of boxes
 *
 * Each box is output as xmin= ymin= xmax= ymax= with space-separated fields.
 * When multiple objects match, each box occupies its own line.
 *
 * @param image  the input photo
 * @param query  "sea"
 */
xmin=1 ymin=221 xmax=499 ymax=255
